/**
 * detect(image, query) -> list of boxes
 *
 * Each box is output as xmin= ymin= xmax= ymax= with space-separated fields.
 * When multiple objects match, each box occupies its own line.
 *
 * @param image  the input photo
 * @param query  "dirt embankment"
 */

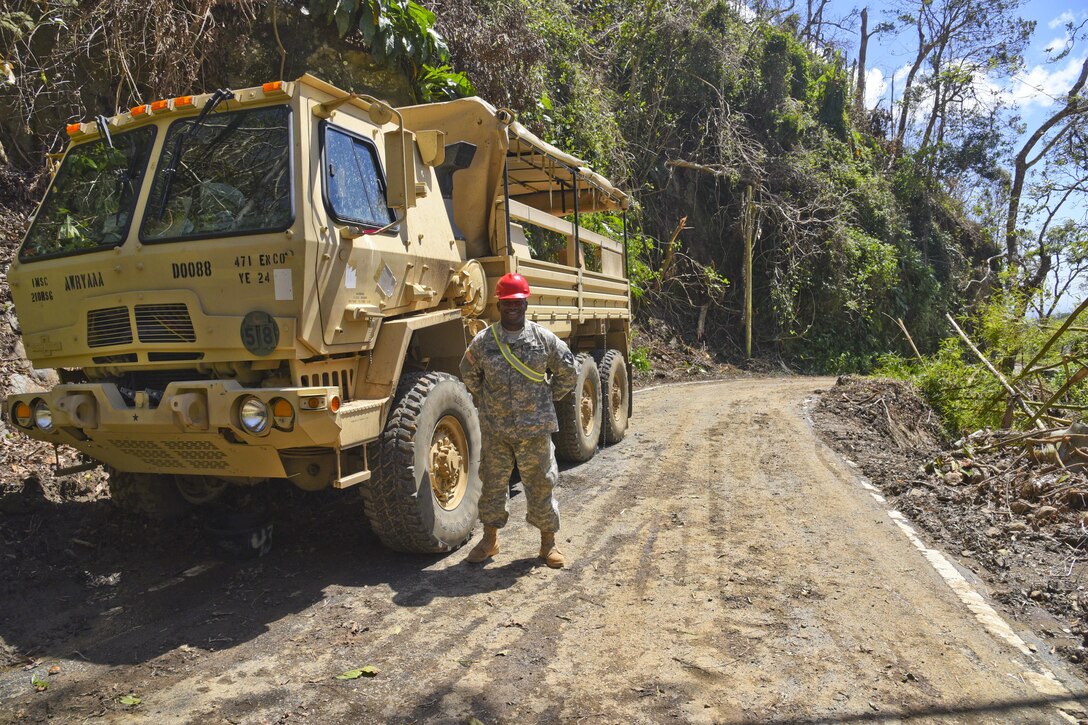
xmin=813 ymin=376 xmax=1088 ymax=676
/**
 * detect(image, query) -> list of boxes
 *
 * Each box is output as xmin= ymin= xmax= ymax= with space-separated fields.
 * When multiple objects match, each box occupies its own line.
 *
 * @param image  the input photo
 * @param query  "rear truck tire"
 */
xmin=595 ymin=349 xmax=630 ymax=446
xmin=362 ymin=371 xmax=482 ymax=554
xmin=106 ymin=468 xmax=191 ymax=520
xmin=554 ymin=353 xmax=602 ymax=463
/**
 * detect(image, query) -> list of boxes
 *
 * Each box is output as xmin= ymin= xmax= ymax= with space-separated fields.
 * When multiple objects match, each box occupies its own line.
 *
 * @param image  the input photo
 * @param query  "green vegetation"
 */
xmin=875 ymin=293 xmax=1088 ymax=435
xmin=630 ymin=346 xmax=652 ymax=373
xmin=1 ymin=0 xmax=1085 ymax=411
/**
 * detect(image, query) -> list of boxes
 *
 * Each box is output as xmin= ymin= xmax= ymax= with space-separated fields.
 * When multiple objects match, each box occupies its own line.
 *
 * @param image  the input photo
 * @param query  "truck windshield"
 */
xmin=19 ymin=126 xmax=156 ymax=262
xmin=141 ymin=105 xmax=292 ymax=241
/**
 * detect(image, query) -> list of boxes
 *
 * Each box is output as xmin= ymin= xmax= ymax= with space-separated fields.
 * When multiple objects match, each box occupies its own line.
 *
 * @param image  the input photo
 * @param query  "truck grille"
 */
xmin=87 ymin=307 xmax=133 ymax=348
xmin=111 ymin=439 xmax=228 ymax=470
xmin=87 ymin=304 xmax=196 ymax=348
xmin=135 ymin=304 xmax=195 ymax=343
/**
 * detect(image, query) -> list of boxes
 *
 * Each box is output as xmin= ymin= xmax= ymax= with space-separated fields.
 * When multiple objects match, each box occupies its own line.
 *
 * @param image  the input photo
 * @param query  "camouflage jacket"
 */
xmin=459 ymin=321 xmax=578 ymax=437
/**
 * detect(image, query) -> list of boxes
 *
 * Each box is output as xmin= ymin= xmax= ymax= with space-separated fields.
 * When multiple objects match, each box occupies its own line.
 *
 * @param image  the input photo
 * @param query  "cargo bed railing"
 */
xmin=488 ymin=199 xmax=629 ymax=327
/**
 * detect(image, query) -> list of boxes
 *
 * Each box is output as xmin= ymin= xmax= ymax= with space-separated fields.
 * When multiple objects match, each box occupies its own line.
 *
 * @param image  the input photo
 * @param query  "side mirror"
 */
xmin=385 ymin=129 xmax=417 ymax=209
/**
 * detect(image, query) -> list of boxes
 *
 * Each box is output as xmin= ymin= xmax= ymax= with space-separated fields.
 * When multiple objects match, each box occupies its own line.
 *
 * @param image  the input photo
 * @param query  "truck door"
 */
xmin=312 ymin=121 xmax=398 ymax=346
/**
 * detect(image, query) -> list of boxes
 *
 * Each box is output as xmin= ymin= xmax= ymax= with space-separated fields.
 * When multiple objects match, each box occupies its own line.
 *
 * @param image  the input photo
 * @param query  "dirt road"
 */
xmin=2 ymin=377 xmax=1087 ymax=723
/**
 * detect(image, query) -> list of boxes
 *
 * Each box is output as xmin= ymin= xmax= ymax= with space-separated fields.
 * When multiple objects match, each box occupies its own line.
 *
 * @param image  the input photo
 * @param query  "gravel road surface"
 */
xmin=2 ymin=377 xmax=1085 ymax=723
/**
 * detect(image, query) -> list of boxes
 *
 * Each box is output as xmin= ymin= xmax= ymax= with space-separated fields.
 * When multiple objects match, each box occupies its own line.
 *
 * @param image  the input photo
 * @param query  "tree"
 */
xmin=889 ymin=0 xmax=1030 ymax=168
xmin=854 ymin=8 xmax=893 ymax=109
xmin=1004 ymin=51 xmax=1088 ymax=290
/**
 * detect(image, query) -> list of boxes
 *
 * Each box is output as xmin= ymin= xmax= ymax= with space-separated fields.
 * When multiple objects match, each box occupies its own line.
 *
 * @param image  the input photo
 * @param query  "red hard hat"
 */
xmin=495 ymin=273 xmax=531 ymax=300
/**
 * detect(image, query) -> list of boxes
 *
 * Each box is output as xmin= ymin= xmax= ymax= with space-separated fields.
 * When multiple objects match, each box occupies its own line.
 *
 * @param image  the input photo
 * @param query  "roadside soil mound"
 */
xmin=631 ymin=316 xmax=744 ymax=388
xmin=813 ymin=376 xmax=1088 ymax=674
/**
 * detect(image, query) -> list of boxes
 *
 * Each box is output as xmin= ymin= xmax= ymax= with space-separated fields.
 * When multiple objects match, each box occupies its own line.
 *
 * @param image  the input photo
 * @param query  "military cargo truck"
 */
xmin=5 ymin=74 xmax=633 ymax=553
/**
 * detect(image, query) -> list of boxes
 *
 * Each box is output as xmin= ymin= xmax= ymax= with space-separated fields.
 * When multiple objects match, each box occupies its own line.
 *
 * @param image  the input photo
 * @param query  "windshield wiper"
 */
xmin=95 ymin=115 xmax=114 ymax=149
xmin=156 ymin=88 xmax=234 ymax=219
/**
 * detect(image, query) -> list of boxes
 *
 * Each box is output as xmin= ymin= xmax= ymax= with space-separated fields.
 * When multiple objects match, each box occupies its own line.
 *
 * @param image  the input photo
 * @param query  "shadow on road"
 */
xmin=0 ymin=477 xmax=540 ymax=670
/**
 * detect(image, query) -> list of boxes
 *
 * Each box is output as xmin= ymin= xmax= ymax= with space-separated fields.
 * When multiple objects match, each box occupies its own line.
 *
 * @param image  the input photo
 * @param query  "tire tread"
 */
xmin=361 ymin=371 xmax=479 ymax=553
xmin=554 ymin=353 xmax=601 ymax=462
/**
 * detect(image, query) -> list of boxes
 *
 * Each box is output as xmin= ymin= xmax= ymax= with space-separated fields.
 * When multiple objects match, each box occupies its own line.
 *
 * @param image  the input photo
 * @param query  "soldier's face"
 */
xmin=498 ymin=298 xmax=528 ymax=330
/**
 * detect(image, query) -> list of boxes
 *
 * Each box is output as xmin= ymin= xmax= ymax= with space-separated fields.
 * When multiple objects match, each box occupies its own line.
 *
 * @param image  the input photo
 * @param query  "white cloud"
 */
xmin=1044 ymin=33 xmax=1071 ymax=54
xmin=730 ymin=0 xmax=756 ymax=22
xmin=1048 ymin=11 xmax=1076 ymax=29
xmin=864 ymin=68 xmax=887 ymax=109
xmin=1007 ymin=55 xmax=1088 ymax=110
xmin=892 ymin=63 xmax=913 ymax=85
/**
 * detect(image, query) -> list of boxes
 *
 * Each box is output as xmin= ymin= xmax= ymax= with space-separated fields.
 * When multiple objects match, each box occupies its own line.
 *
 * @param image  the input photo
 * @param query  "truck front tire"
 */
xmin=363 ymin=372 xmax=482 ymax=553
xmin=107 ymin=469 xmax=191 ymax=520
xmin=554 ymin=353 xmax=602 ymax=463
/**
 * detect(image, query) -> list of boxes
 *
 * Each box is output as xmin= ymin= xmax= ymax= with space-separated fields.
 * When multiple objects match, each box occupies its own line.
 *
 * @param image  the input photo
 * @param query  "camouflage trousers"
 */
xmin=477 ymin=431 xmax=560 ymax=533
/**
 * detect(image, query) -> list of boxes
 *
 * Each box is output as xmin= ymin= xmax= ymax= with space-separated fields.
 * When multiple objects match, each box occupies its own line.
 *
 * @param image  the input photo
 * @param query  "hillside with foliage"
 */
xmin=1 ymin=0 xmax=1086 ymax=378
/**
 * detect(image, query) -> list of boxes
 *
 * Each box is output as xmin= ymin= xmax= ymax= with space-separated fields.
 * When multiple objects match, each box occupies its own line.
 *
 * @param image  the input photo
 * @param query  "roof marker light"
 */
xmin=262 ymin=81 xmax=283 ymax=93
xmin=174 ymin=95 xmax=194 ymax=108
xmin=151 ymin=99 xmax=169 ymax=112
xmin=66 ymin=123 xmax=83 ymax=136
xmin=130 ymin=104 xmax=149 ymax=117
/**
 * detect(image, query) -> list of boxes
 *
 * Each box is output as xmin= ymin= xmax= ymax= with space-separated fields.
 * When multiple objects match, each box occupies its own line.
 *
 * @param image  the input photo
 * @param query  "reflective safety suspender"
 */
xmin=491 ymin=324 xmax=546 ymax=383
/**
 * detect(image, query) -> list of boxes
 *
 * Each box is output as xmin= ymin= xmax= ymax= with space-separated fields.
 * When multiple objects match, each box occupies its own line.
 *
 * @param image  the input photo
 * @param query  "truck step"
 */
xmin=333 ymin=469 xmax=372 ymax=489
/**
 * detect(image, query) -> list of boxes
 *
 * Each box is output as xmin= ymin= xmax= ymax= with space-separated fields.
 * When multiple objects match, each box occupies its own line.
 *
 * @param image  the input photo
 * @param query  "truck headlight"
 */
xmin=239 ymin=396 xmax=270 ymax=434
xmin=12 ymin=401 xmax=33 ymax=428
xmin=33 ymin=401 xmax=54 ymax=432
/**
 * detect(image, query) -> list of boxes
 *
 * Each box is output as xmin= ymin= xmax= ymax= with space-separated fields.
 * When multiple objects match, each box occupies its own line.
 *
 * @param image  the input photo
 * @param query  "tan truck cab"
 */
xmin=6 ymin=74 xmax=633 ymax=553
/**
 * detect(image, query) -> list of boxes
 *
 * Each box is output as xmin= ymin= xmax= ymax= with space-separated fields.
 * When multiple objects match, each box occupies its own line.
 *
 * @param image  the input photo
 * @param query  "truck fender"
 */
xmin=355 ymin=308 xmax=466 ymax=401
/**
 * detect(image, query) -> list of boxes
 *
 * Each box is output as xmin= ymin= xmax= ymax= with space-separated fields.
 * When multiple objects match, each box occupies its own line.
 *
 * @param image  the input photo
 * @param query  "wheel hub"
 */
xmin=580 ymin=379 xmax=595 ymax=436
xmin=430 ymin=416 xmax=468 ymax=510
xmin=611 ymin=381 xmax=624 ymax=418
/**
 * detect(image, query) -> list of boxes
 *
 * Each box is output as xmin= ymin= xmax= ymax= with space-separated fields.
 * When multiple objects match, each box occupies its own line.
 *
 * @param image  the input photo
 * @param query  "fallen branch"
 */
xmin=896 ymin=317 xmax=922 ymax=360
xmin=1016 ymin=297 xmax=1088 ymax=384
xmin=1022 ymin=365 xmax=1088 ymax=429
xmin=946 ymin=313 xmax=1046 ymax=431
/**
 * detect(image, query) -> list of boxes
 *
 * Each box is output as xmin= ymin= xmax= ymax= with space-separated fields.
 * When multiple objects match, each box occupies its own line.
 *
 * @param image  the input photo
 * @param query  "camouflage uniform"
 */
xmin=459 ymin=321 xmax=578 ymax=533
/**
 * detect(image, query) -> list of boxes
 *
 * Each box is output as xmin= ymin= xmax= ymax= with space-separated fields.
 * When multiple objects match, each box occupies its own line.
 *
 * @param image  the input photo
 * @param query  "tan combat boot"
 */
xmin=540 ymin=531 xmax=565 ymax=569
xmin=466 ymin=525 xmax=500 ymax=563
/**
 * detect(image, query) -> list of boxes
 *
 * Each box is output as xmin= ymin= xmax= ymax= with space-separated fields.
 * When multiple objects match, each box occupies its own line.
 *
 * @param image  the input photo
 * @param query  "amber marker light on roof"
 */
xmin=130 ymin=104 xmax=149 ymax=117
xmin=262 ymin=81 xmax=282 ymax=93
xmin=66 ymin=123 xmax=82 ymax=136
xmin=173 ymin=95 xmax=194 ymax=108
xmin=150 ymin=99 xmax=169 ymax=112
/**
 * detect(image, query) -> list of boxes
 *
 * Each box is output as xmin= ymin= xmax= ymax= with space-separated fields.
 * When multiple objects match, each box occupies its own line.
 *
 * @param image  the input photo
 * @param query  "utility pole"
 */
xmin=743 ymin=185 xmax=755 ymax=359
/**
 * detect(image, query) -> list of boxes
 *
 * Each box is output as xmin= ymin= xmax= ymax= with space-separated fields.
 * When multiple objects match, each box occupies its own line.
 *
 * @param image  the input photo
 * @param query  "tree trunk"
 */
xmin=1005 ymin=56 xmax=1088 ymax=274
xmin=892 ymin=15 xmax=931 ymax=162
xmin=855 ymin=8 xmax=869 ymax=108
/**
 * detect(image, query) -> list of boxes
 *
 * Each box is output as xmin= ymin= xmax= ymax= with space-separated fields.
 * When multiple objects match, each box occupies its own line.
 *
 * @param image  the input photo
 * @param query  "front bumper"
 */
xmin=6 ymin=381 xmax=386 ymax=477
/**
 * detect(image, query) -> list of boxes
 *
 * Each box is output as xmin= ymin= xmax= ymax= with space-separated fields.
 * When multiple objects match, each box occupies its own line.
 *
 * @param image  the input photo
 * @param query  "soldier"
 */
xmin=459 ymin=273 xmax=579 ymax=568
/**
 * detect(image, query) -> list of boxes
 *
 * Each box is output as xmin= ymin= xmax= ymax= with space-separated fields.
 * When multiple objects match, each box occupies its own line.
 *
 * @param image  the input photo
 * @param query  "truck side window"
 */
xmin=323 ymin=126 xmax=392 ymax=229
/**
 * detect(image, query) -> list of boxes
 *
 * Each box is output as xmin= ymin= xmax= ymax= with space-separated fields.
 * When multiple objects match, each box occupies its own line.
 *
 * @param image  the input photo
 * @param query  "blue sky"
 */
xmin=820 ymin=0 xmax=1086 ymax=310
xmin=843 ymin=0 xmax=1087 ymax=134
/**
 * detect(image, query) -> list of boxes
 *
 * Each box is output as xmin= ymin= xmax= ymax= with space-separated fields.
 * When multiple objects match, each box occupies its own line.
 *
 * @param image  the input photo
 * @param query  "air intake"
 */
xmin=135 ymin=304 xmax=195 ymax=343
xmin=87 ymin=306 xmax=133 ymax=348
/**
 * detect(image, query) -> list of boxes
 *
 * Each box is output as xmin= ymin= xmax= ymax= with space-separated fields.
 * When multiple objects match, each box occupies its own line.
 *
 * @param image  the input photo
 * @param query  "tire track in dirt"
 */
xmin=371 ymin=400 xmax=707 ymax=722
xmin=131 ymin=404 xmax=688 ymax=723
xmin=5 ymin=377 xmax=1088 ymax=724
